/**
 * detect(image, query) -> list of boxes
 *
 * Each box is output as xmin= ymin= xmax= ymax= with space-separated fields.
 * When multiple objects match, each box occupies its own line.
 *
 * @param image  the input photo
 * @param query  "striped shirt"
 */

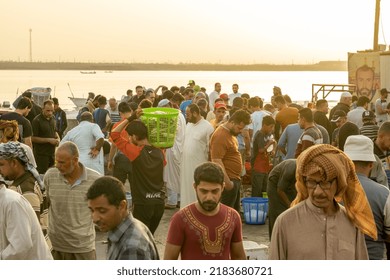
xmin=295 ymin=125 xmax=323 ymax=158
xmin=44 ymin=164 xmax=102 ymax=253
xmin=360 ymin=124 xmax=379 ymax=141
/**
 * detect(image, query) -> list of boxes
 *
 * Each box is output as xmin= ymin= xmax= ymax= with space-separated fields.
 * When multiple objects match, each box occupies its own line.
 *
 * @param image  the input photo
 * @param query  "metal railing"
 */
xmin=311 ymin=84 xmax=356 ymax=102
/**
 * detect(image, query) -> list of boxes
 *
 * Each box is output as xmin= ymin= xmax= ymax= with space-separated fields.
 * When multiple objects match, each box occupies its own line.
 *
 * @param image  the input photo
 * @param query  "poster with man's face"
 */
xmin=348 ymin=52 xmax=381 ymax=101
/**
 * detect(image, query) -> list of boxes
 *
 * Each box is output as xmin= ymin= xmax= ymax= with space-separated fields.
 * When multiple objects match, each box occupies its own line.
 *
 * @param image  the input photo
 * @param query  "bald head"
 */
xmin=57 ymin=141 xmax=79 ymax=158
xmin=80 ymin=111 xmax=93 ymax=122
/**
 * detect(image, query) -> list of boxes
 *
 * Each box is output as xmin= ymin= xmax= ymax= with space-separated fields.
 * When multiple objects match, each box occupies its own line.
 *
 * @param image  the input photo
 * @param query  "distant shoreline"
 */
xmin=0 ymin=60 xmax=347 ymax=71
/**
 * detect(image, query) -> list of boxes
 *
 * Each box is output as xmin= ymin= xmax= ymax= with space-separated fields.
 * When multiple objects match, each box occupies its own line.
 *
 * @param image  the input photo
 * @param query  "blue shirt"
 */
xmin=277 ymin=123 xmax=303 ymax=159
xmin=357 ymin=173 xmax=390 ymax=260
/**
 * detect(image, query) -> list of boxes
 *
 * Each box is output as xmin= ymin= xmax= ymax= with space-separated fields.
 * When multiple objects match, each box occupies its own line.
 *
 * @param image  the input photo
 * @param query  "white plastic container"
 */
xmin=243 ymin=240 xmax=268 ymax=260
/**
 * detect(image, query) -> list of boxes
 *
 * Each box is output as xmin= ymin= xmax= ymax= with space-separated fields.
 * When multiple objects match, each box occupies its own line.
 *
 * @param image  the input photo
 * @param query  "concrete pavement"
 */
xmin=95 ymin=206 xmax=270 ymax=260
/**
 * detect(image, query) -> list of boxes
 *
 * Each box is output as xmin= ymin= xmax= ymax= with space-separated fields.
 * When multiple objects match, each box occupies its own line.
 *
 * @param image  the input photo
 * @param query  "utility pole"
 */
xmin=373 ymin=0 xmax=380 ymax=51
xmin=29 ymin=28 xmax=32 ymax=62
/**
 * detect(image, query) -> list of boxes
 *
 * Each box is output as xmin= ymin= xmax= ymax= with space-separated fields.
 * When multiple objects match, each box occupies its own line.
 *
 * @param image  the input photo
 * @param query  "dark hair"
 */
xmin=16 ymin=97 xmax=32 ymax=109
xmin=52 ymin=97 xmax=59 ymax=105
xmin=194 ymin=162 xmax=224 ymax=186
xmin=229 ymin=109 xmax=251 ymax=125
xmin=241 ymin=93 xmax=250 ymax=99
xmin=118 ymin=101 xmax=131 ymax=113
xmin=144 ymin=89 xmax=155 ymax=98
xmin=232 ymin=83 xmax=239 ymax=88
xmin=171 ymin=93 xmax=185 ymax=103
xmin=128 ymin=102 xmax=138 ymax=112
xmin=262 ymin=115 xmax=275 ymax=126
xmin=232 ymin=97 xmax=244 ymax=108
xmin=338 ymin=122 xmax=359 ymax=151
xmin=187 ymin=103 xmax=200 ymax=115
xmin=357 ymin=96 xmax=370 ymax=107
xmin=93 ymin=94 xmax=102 ymax=103
xmin=125 ymin=120 xmax=148 ymax=140
xmin=315 ymin=99 xmax=327 ymax=109
xmin=214 ymin=98 xmax=223 ymax=104
xmin=170 ymin=86 xmax=180 ymax=92
xmin=274 ymin=95 xmax=286 ymax=104
xmin=162 ymin=90 xmax=174 ymax=100
xmin=98 ymin=96 xmax=107 ymax=105
xmin=135 ymin=85 xmax=143 ymax=91
xmin=248 ymin=97 xmax=261 ymax=108
xmin=139 ymin=99 xmax=152 ymax=109
xmin=264 ymin=103 xmax=275 ymax=112
xmin=87 ymin=176 xmax=126 ymax=207
xmin=183 ymin=88 xmax=194 ymax=96
xmin=299 ymin=107 xmax=313 ymax=122
xmin=22 ymin=90 xmax=32 ymax=99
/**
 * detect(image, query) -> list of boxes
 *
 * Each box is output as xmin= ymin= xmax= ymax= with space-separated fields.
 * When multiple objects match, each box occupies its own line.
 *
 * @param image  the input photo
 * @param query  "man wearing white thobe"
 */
xmin=180 ymin=104 xmax=214 ymax=209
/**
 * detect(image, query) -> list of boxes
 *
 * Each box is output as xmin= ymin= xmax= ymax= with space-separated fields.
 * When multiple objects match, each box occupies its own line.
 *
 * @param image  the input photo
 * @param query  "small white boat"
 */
xmin=68 ymin=97 xmax=87 ymax=108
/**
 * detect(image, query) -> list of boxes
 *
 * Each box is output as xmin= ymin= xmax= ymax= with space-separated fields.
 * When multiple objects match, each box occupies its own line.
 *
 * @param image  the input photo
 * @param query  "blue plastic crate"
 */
xmin=242 ymin=197 xmax=268 ymax=225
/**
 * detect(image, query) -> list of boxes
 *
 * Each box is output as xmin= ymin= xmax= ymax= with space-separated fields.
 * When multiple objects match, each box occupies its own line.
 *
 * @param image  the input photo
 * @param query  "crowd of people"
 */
xmin=1 ymin=81 xmax=390 ymax=260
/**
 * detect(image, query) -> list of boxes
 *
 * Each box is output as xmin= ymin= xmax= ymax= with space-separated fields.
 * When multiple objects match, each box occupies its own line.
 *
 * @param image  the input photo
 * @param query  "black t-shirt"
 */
xmin=131 ymin=145 xmax=165 ymax=205
xmin=32 ymin=114 xmax=57 ymax=155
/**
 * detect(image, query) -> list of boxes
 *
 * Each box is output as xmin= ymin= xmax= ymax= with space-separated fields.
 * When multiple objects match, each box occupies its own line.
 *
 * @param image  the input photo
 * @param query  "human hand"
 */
xmin=89 ymin=147 xmax=100 ymax=159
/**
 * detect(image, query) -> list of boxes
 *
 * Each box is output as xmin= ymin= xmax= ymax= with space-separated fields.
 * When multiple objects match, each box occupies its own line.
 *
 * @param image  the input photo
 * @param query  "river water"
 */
xmin=0 ymin=70 xmax=348 ymax=111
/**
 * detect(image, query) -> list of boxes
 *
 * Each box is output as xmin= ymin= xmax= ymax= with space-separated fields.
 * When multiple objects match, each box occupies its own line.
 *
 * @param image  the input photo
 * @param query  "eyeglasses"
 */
xmin=304 ymin=178 xmax=336 ymax=190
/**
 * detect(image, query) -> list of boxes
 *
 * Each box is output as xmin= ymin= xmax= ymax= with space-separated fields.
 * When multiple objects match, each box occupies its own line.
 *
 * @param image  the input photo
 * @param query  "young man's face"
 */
xmin=320 ymin=102 xmax=329 ymax=114
xmin=356 ymin=70 xmax=374 ymax=97
xmin=229 ymin=121 xmax=246 ymax=136
xmin=263 ymin=124 xmax=275 ymax=135
xmin=214 ymin=108 xmax=226 ymax=122
xmin=136 ymin=87 xmax=144 ymax=97
xmin=232 ymin=85 xmax=239 ymax=94
xmin=88 ymin=195 xmax=126 ymax=232
xmin=195 ymin=181 xmax=223 ymax=212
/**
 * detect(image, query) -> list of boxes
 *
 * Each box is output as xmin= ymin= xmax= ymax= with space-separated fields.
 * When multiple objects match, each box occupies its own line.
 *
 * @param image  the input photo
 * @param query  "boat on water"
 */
xmin=80 ymin=71 xmax=96 ymax=74
xmin=68 ymin=96 xmax=87 ymax=108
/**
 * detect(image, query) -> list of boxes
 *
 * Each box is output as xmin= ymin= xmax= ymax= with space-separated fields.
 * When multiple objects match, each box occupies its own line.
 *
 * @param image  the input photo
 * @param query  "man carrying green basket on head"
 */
xmin=111 ymin=108 xmax=165 ymax=235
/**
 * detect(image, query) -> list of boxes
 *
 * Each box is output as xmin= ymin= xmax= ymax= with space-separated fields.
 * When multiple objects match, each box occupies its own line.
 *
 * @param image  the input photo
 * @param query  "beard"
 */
xmin=187 ymin=116 xmax=197 ymax=124
xmin=229 ymin=128 xmax=240 ymax=136
xmin=358 ymin=88 xmax=371 ymax=96
xmin=196 ymin=194 xmax=220 ymax=212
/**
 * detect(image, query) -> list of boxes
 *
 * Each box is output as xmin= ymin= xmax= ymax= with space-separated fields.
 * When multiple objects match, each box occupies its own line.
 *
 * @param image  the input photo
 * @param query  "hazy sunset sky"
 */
xmin=1 ymin=0 xmax=389 ymax=64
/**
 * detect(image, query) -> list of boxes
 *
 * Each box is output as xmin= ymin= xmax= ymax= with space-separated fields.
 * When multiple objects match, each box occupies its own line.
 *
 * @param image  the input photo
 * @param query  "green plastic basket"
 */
xmin=140 ymin=107 xmax=179 ymax=148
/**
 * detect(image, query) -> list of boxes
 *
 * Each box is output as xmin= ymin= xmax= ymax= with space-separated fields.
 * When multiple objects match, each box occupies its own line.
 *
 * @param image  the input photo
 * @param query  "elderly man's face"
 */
xmin=305 ymin=174 xmax=337 ymax=213
xmin=55 ymin=149 xmax=78 ymax=176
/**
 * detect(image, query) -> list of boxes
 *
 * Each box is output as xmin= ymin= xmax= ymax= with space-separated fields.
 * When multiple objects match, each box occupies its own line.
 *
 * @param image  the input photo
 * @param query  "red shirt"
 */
xmin=166 ymin=203 xmax=243 ymax=260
